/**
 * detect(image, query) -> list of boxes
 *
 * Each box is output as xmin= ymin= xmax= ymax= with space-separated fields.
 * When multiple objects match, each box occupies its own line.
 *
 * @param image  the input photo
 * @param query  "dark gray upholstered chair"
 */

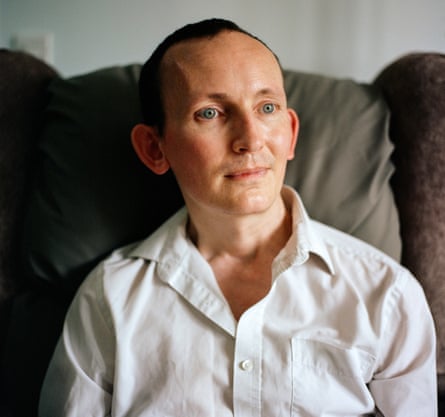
xmin=0 ymin=49 xmax=443 ymax=416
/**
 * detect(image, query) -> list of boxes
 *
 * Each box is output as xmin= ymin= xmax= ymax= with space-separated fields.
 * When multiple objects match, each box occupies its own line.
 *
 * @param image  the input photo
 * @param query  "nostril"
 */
xmin=232 ymin=136 xmax=264 ymax=154
xmin=233 ymin=143 xmax=250 ymax=153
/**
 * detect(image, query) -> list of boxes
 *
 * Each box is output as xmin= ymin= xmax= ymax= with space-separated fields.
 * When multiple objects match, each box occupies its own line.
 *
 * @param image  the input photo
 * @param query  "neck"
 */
xmin=187 ymin=197 xmax=292 ymax=263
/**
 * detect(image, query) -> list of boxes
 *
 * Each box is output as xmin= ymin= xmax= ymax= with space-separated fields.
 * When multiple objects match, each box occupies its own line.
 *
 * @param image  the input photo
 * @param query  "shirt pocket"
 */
xmin=291 ymin=338 xmax=376 ymax=416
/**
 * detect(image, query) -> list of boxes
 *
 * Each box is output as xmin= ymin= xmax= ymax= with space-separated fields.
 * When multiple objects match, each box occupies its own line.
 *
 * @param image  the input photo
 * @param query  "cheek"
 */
xmin=163 ymin=133 xmax=222 ymax=179
xmin=270 ymin=126 xmax=296 ymax=161
xmin=286 ymin=138 xmax=296 ymax=160
xmin=271 ymin=120 xmax=296 ymax=161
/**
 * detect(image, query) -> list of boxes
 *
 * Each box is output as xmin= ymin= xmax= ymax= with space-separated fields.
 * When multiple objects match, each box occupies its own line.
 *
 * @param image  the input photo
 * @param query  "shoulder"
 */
xmin=76 ymin=207 xmax=189 ymax=307
xmin=310 ymin=220 xmax=432 ymax=330
xmin=311 ymin=219 xmax=417 ymax=292
xmin=313 ymin=219 xmax=400 ymax=265
xmin=71 ymin=240 xmax=148 ymax=311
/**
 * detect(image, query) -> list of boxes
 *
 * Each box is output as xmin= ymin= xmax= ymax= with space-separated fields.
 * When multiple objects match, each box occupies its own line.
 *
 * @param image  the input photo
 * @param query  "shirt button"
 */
xmin=240 ymin=359 xmax=253 ymax=371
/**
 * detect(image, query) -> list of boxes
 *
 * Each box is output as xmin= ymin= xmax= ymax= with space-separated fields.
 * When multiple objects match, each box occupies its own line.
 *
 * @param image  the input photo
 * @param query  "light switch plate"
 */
xmin=11 ymin=32 xmax=54 ymax=64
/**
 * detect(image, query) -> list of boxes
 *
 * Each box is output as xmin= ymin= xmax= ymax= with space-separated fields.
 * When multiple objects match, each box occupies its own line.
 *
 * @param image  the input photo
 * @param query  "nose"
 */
xmin=231 ymin=113 xmax=265 ymax=154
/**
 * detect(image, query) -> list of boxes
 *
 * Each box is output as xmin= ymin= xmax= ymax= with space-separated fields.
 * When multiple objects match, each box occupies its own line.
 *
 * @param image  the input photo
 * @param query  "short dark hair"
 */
xmin=138 ymin=18 xmax=280 ymax=133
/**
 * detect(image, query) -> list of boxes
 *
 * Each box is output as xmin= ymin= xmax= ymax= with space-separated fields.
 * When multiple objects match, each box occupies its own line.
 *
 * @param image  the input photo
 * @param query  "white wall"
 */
xmin=1 ymin=0 xmax=444 ymax=81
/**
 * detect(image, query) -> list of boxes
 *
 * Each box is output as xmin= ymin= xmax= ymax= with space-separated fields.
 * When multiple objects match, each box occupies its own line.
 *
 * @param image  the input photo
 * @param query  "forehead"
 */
xmin=160 ymin=31 xmax=284 ymax=96
xmin=163 ymin=30 xmax=278 ymax=64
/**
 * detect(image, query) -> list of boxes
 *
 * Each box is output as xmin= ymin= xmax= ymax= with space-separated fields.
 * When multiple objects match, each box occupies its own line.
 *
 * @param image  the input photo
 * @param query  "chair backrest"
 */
xmin=375 ymin=52 xmax=445 ymax=387
xmin=0 ymin=49 xmax=58 ymax=326
xmin=22 ymin=66 xmax=401 ymax=298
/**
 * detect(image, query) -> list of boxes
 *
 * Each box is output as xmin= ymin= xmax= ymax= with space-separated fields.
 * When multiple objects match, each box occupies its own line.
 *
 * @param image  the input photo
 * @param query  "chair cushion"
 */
xmin=23 ymin=65 xmax=401 ymax=293
xmin=23 ymin=65 xmax=183 ymax=292
xmin=284 ymin=71 xmax=401 ymax=261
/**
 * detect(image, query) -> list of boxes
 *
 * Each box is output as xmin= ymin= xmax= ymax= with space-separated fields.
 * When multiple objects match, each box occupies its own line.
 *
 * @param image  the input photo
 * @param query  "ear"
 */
xmin=286 ymin=108 xmax=299 ymax=160
xmin=131 ymin=124 xmax=170 ymax=175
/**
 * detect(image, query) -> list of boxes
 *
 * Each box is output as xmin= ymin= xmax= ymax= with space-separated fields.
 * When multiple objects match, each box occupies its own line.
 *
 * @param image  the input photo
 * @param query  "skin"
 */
xmin=132 ymin=30 xmax=299 ymax=319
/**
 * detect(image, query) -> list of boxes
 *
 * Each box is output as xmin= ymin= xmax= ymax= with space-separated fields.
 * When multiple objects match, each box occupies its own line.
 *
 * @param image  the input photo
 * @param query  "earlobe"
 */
xmin=131 ymin=124 xmax=170 ymax=175
xmin=287 ymin=109 xmax=299 ymax=160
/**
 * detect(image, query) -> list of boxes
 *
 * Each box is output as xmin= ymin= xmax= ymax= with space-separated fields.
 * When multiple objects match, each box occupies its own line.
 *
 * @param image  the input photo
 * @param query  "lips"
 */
xmin=224 ymin=167 xmax=269 ymax=179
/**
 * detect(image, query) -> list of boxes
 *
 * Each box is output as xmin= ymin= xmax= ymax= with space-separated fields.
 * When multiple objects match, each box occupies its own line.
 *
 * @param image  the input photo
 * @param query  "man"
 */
xmin=39 ymin=18 xmax=437 ymax=416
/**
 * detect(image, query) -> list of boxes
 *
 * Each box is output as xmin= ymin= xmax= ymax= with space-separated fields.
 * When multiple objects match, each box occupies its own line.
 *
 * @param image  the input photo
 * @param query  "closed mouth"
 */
xmin=224 ymin=167 xmax=269 ymax=179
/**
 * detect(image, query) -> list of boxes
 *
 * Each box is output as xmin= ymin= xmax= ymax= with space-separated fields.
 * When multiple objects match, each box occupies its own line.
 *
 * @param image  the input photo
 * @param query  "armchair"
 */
xmin=0 ymin=48 xmax=443 ymax=416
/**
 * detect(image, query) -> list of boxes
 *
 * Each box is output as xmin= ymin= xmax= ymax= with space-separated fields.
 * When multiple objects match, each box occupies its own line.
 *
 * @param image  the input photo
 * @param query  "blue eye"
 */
xmin=198 ymin=108 xmax=218 ymax=119
xmin=262 ymin=103 xmax=275 ymax=113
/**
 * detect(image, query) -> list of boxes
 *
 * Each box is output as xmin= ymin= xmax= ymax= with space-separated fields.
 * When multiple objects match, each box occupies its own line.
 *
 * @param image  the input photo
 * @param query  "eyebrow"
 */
xmin=206 ymin=93 xmax=229 ymax=100
xmin=256 ymin=87 xmax=282 ymax=97
xmin=205 ymin=88 xmax=282 ymax=101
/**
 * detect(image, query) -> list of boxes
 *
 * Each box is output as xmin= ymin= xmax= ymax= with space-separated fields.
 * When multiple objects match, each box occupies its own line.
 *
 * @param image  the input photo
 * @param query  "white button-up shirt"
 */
xmin=39 ymin=187 xmax=437 ymax=417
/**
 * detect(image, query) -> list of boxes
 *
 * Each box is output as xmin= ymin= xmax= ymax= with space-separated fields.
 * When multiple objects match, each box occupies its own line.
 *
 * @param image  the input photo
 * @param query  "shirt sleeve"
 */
xmin=369 ymin=271 xmax=438 ymax=417
xmin=39 ymin=265 xmax=115 ymax=417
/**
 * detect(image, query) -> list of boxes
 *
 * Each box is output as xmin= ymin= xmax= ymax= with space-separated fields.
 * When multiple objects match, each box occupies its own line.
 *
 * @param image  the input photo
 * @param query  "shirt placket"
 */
xmin=233 ymin=303 xmax=264 ymax=417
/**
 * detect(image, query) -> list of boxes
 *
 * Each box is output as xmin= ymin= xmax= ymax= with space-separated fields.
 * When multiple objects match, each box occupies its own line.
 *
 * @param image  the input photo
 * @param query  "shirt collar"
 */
xmin=130 ymin=186 xmax=335 ymax=276
xmin=276 ymin=186 xmax=335 ymax=276
xmin=129 ymin=206 xmax=190 ymax=264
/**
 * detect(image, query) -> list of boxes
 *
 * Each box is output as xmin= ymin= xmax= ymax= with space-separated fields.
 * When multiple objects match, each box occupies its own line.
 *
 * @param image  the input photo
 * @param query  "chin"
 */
xmin=222 ymin=191 xmax=277 ymax=216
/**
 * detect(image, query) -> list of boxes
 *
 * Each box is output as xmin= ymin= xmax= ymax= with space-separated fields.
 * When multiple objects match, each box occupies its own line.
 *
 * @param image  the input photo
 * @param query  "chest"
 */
xmin=210 ymin=256 xmax=274 ymax=320
xmin=113 ymin=271 xmax=379 ymax=417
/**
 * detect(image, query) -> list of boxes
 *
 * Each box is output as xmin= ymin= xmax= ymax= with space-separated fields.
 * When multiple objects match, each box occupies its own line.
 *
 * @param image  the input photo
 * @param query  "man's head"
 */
xmin=132 ymin=19 xmax=298 ymax=218
xmin=138 ymin=18 xmax=281 ymax=134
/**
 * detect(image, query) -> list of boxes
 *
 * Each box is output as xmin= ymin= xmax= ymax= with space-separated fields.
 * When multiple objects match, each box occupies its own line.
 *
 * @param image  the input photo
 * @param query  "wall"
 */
xmin=1 ymin=0 xmax=444 ymax=81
